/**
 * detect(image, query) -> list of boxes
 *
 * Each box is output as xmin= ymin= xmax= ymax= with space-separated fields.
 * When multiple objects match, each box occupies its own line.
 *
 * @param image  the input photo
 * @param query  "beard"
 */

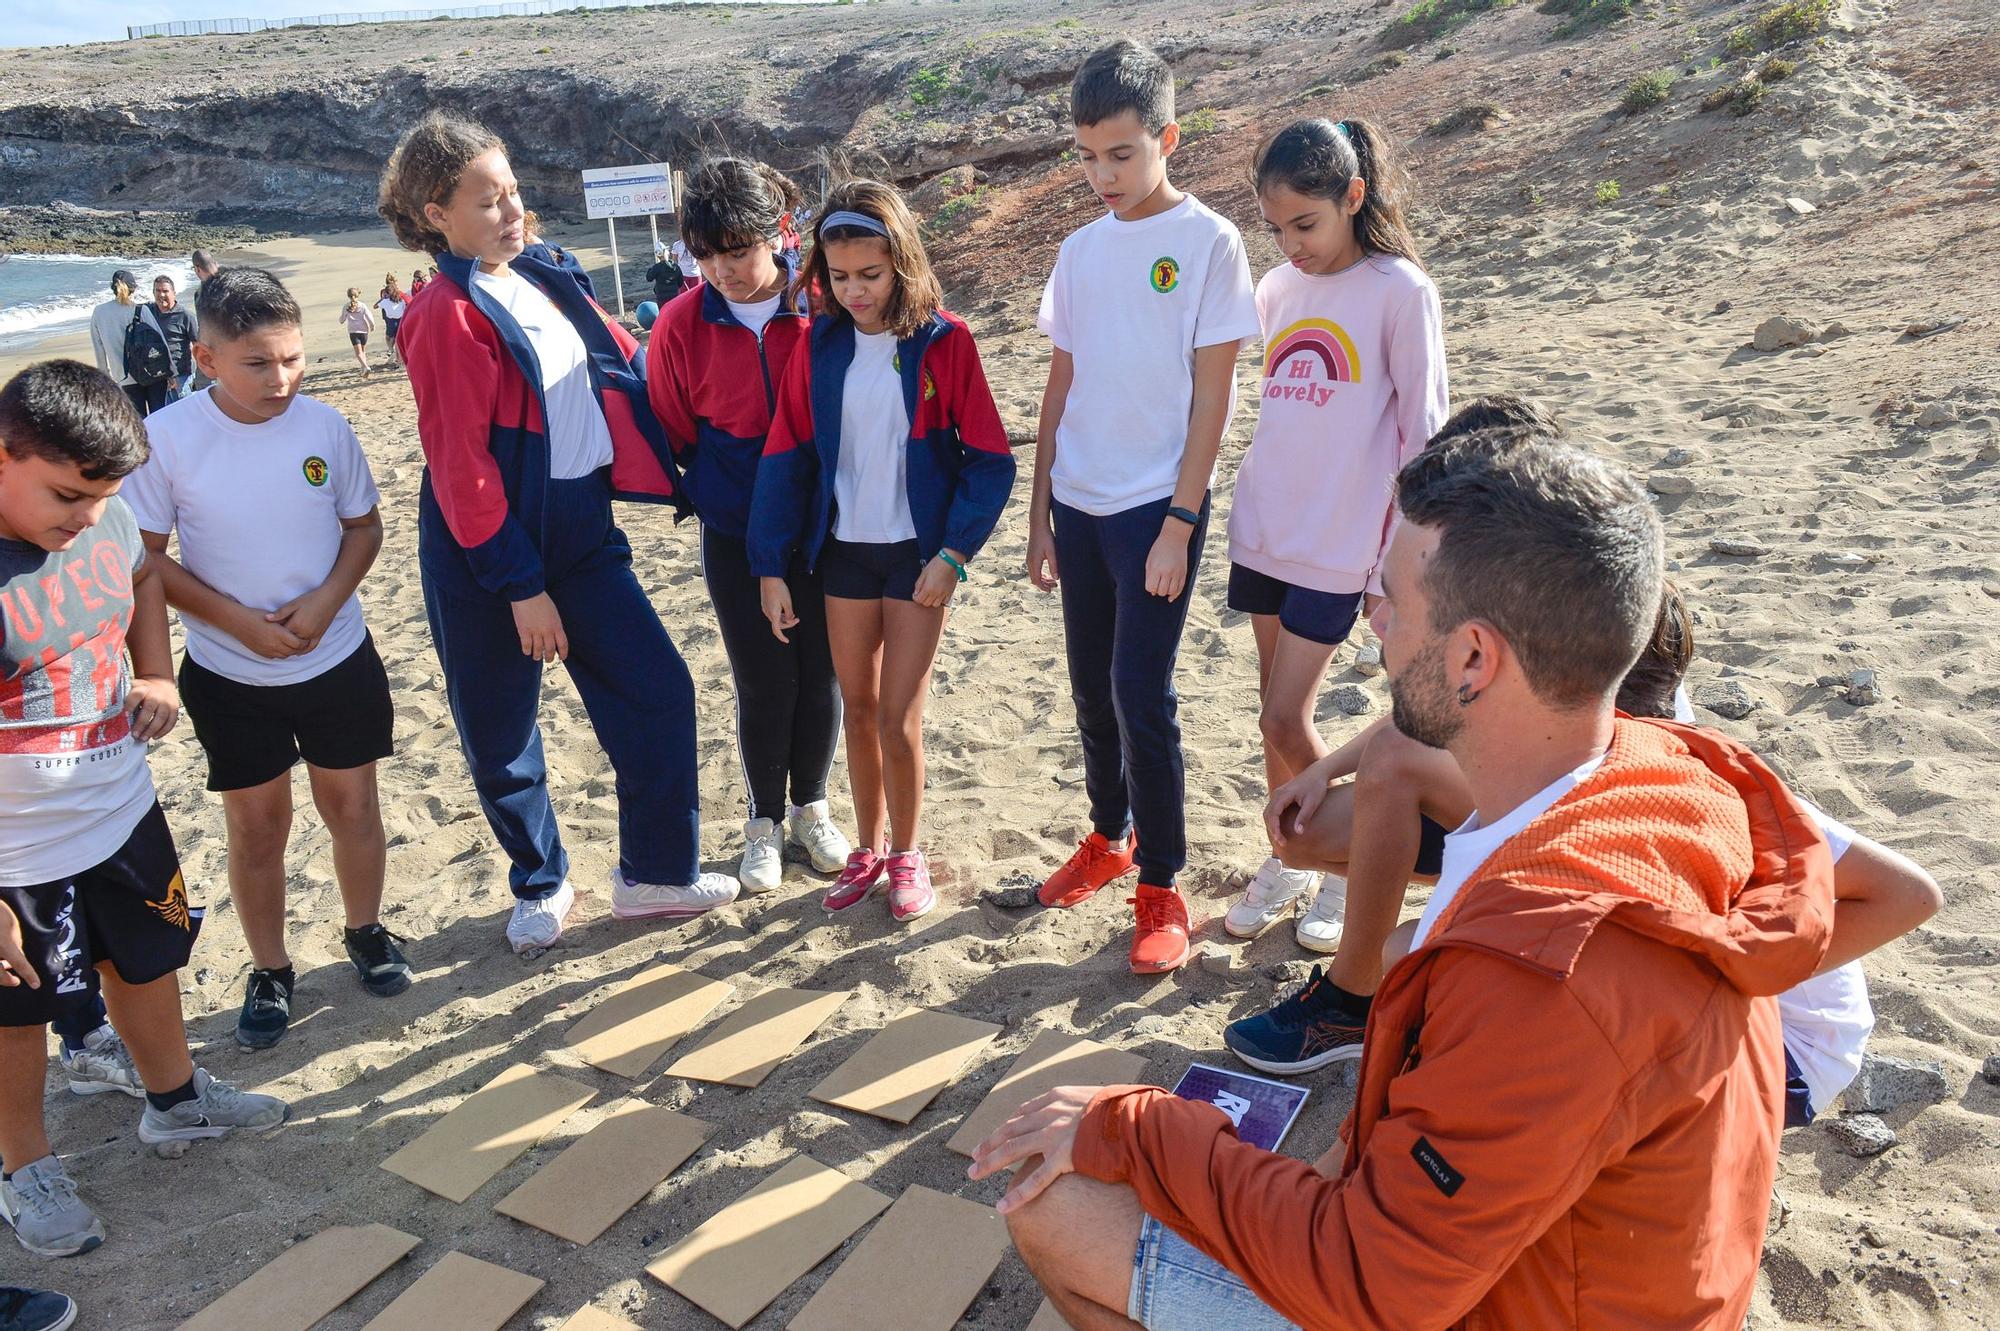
xmin=1388 ymin=637 xmax=1463 ymax=750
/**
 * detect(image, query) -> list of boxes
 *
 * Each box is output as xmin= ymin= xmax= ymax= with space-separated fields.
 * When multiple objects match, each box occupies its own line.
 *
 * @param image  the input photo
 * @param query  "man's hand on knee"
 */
xmin=967 ymin=1084 xmax=1102 ymax=1214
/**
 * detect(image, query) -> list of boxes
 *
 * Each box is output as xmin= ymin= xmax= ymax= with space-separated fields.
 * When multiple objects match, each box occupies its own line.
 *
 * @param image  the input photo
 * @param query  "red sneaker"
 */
xmin=823 ymin=848 xmax=886 ymax=913
xmin=1128 ymin=884 xmax=1191 ymax=973
xmin=886 ymin=850 xmax=936 ymax=922
xmin=1038 ymin=832 xmax=1137 ymax=908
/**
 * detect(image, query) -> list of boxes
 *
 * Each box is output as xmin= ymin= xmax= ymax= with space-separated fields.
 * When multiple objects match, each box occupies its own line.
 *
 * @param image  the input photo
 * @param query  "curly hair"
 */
xmin=378 ymin=113 xmax=504 ymax=255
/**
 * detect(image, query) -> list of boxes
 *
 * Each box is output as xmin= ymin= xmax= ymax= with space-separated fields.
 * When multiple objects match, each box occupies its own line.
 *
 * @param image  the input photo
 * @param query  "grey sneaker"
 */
xmin=0 ymin=1156 xmax=103 ymax=1258
xmin=136 ymin=1068 xmax=288 ymax=1156
xmin=59 ymin=1024 xmax=143 ymax=1099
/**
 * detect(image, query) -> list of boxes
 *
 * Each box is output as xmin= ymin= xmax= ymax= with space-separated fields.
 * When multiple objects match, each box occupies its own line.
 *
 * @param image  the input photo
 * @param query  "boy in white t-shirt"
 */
xmin=121 ymin=269 xmax=405 ymax=1053
xmin=1 ymin=361 xmax=286 ymax=1261
xmin=1025 ymin=40 xmax=1262 ymax=974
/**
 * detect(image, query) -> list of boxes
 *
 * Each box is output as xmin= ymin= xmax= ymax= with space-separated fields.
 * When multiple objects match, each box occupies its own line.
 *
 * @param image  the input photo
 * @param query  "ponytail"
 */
xmin=1252 ymin=116 xmax=1423 ymax=270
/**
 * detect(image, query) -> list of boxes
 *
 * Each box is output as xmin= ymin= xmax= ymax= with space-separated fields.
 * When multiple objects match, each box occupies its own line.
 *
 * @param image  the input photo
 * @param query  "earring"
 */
xmin=1457 ymin=684 xmax=1480 ymax=707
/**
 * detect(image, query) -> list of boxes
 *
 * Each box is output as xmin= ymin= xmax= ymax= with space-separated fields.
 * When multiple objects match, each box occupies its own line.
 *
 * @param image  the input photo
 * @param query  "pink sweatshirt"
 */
xmin=1227 ymin=254 xmax=1447 ymax=595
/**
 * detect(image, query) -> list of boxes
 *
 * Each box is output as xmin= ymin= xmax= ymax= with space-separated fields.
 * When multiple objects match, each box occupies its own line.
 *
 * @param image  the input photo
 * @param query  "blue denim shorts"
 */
xmin=1127 ymin=1215 xmax=1300 ymax=1331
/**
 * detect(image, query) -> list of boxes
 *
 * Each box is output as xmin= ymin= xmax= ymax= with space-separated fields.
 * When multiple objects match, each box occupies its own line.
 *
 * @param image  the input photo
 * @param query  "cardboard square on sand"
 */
xmin=1025 ymin=1299 xmax=1074 ymax=1331
xmin=563 ymin=963 xmax=734 ymax=1079
xmin=646 ymin=1153 xmax=890 ymax=1329
xmin=808 ymin=1007 xmax=1001 ymax=1124
xmin=788 ymin=1185 xmax=1009 ymax=1331
xmin=554 ymin=1309 xmax=642 ymax=1331
xmin=359 ymin=1251 xmax=543 ymax=1331
xmin=494 ymin=1101 xmax=713 ymax=1244
xmin=663 ymin=986 xmax=848 ymax=1088
xmin=177 ymin=1222 xmax=419 ymax=1331
xmin=380 ymin=1062 xmax=597 ymax=1203
xmin=945 ymin=1029 xmax=1148 ymax=1157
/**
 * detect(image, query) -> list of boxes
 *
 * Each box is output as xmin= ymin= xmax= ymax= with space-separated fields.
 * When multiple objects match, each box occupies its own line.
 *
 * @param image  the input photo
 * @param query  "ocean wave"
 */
xmin=0 ymin=256 xmax=199 ymax=347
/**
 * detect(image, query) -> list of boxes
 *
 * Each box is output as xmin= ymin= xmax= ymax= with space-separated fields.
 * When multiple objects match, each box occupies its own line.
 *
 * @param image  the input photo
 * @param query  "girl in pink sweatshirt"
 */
xmin=1222 ymin=116 xmax=1449 ymax=956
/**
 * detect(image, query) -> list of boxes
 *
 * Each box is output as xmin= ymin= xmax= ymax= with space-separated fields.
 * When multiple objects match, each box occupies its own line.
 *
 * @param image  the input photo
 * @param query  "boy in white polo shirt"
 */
xmin=122 ymin=268 xmax=406 ymax=1052
xmin=1025 ymin=39 xmax=1261 ymax=974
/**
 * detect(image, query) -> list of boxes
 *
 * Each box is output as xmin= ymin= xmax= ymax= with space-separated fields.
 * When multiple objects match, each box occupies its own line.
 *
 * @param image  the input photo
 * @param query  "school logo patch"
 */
xmin=148 ymin=872 xmax=193 ymax=932
xmin=302 ymin=456 xmax=329 ymax=487
xmin=1149 ymin=256 xmax=1181 ymax=294
xmin=922 ymin=371 xmax=937 ymax=402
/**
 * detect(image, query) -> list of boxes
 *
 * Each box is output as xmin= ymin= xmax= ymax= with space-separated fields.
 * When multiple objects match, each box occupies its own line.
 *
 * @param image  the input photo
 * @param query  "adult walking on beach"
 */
xmin=87 ymin=269 xmax=154 ymax=415
xmin=148 ymin=276 xmax=197 ymax=402
xmin=380 ymin=111 xmax=736 ymax=954
xmin=187 ymin=252 xmax=219 ymax=390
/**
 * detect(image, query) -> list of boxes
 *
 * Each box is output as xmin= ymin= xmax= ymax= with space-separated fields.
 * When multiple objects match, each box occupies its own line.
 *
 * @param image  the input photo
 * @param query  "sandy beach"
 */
xmin=1 ymin=0 xmax=1996 ymax=1326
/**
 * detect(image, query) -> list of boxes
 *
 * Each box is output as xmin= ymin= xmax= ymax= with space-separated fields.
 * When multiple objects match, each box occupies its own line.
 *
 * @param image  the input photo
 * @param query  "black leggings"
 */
xmin=701 ymin=526 xmax=840 ymax=822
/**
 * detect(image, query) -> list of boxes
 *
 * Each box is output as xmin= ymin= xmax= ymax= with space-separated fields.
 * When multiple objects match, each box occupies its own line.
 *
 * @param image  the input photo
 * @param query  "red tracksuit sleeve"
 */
xmin=939 ymin=326 xmax=1014 ymax=561
xmin=401 ymin=293 xmax=546 ymax=600
xmin=645 ymin=309 xmax=698 ymax=456
xmin=746 ymin=343 xmax=818 ymax=578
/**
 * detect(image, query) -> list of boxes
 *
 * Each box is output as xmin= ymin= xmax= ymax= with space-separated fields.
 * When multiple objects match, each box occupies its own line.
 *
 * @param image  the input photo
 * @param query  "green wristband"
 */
xmin=939 ymin=551 xmax=969 ymax=582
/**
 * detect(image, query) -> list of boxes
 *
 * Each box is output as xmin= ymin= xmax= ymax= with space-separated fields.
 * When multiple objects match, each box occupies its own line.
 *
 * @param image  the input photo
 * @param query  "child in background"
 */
xmin=375 ymin=280 xmax=408 ymax=368
xmin=1223 ymin=117 xmax=1448 ymax=951
xmin=122 ymin=268 xmax=406 ymax=1052
xmin=409 ymin=268 xmax=428 ymax=297
xmin=750 ymin=179 xmax=1015 ymax=923
xmin=1025 ymin=40 xmax=1260 ymax=973
xmin=339 ymin=288 xmax=375 ymax=378
xmin=647 ymin=158 xmax=851 ymax=893
xmin=0 ymin=361 xmax=287 ymax=1260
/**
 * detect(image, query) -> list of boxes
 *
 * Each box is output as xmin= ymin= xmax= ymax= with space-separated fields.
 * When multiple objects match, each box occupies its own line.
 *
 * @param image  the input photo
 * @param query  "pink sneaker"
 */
xmin=886 ymin=850 xmax=936 ymax=922
xmin=823 ymin=848 xmax=886 ymax=913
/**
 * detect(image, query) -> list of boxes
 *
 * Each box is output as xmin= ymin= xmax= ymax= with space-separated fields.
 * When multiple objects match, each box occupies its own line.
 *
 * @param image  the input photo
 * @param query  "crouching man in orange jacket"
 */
xmin=970 ymin=431 xmax=1837 ymax=1331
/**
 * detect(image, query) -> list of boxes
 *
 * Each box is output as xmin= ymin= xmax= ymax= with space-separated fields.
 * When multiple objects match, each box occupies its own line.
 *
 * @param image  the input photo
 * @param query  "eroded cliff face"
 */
xmin=0 ymin=0 xmax=1110 ymax=226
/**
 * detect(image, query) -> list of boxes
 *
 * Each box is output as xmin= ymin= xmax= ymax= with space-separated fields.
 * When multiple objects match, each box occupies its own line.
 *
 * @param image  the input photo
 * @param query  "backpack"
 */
xmin=123 ymin=306 xmax=174 ymax=385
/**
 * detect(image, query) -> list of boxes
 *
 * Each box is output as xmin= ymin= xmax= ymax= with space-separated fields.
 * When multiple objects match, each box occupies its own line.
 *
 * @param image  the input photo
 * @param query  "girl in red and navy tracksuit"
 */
xmin=750 ymin=179 xmax=1015 ymax=923
xmin=380 ymin=113 xmax=737 ymax=954
xmin=646 ymin=159 xmax=852 ymax=895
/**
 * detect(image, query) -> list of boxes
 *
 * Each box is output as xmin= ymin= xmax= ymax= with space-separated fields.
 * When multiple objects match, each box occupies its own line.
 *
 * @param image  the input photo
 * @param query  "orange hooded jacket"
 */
xmin=1073 ymin=718 xmax=1836 ymax=1330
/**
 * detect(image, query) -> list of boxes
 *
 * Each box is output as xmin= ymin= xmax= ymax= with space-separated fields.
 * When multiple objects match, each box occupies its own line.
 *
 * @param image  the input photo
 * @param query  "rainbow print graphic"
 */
xmin=1264 ymin=318 xmax=1362 ymax=385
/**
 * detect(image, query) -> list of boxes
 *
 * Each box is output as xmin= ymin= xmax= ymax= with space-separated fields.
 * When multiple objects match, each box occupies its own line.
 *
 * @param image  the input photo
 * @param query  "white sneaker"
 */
xmin=60 ymin=1023 xmax=143 ymax=1098
xmin=506 ymin=880 xmax=574 ymax=954
xmin=1224 ymin=858 xmax=1318 ymax=938
xmin=785 ymin=800 xmax=852 ymax=873
xmin=1296 ymin=874 xmax=1348 ymax=953
xmin=739 ymin=818 xmax=784 ymax=894
xmin=609 ymin=866 xmax=739 ymax=920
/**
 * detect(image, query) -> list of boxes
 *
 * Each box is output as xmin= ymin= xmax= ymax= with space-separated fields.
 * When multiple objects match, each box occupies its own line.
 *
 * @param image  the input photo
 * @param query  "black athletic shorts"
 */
xmin=1414 ymin=813 xmax=1448 ymax=878
xmin=178 ymin=634 xmax=394 ymax=791
xmin=349 ymin=331 xmax=369 ymax=347
xmin=1226 ymin=564 xmax=1365 ymax=647
xmin=821 ymin=536 xmax=923 ymax=602
xmin=0 ymin=803 xmax=200 ymax=1027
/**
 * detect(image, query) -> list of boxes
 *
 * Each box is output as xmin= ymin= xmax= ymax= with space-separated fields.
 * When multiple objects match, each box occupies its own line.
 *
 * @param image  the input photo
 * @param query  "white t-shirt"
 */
xmin=472 ymin=268 xmax=616 ymax=481
xmin=832 ymin=329 xmax=915 ymax=543
xmin=1037 ymin=195 xmax=1261 ymax=516
xmin=123 ymin=391 xmax=380 ymax=686
xmin=726 ymin=294 xmax=783 ymax=341
xmin=1777 ymin=805 xmax=1872 ymax=1114
xmin=1413 ymin=751 xmax=1610 ymax=949
xmin=672 ymin=241 xmax=697 ymax=280
xmin=377 ymin=296 xmax=407 ymax=320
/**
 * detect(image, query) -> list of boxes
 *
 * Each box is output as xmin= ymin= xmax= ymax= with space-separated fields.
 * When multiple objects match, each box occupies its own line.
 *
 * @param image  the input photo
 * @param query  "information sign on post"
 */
xmin=580 ymin=163 xmax=675 ymax=321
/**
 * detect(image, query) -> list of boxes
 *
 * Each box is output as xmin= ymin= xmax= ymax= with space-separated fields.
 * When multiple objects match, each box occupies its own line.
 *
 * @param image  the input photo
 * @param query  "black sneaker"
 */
xmin=1222 ymin=964 xmax=1367 ymax=1075
xmin=343 ymin=924 xmax=412 ymax=997
xmin=235 ymin=967 xmax=294 ymax=1050
xmin=1 ymin=1287 xmax=78 ymax=1331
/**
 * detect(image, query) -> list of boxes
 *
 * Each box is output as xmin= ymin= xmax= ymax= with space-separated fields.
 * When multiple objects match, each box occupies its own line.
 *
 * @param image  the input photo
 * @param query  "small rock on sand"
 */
xmin=1198 ymin=945 xmax=1241 ymax=978
xmin=1784 ymin=197 xmax=1816 ymax=215
xmin=1904 ymin=317 xmax=1965 ymax=340
xmin=1648 ymin=473 xmax=1697 ymax=496
xmin=1352 ymin=643 xmax=1385 ymax=677
xmin=1710 ymin=537 xmax=1771 ymax=557
xmin=1753 ymin=315 xmax=1814 ymax=351
xmin=1696 ymin=680 xmax=1757 ymax=720
xmin=1980 ymin=1053 xmax=2000 ymax=1085
xmin=1845 ymin=669 xmax=1883 ymax=706
xmin=1817 ymin=321 xmax=1852 ymax=341
xmin=1845 ymin=1053 xmax=1950 ymax=1113
xmin=982 ymin=885 xmax=1039 ymax=911
xmin=1915 ymin=403 xmax=1957 ymax=429
xmin=1328 ymin=684 xmax=1374 ymax=716
xmin=1827 ymin=1114 xmax=1897 ymax=1158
